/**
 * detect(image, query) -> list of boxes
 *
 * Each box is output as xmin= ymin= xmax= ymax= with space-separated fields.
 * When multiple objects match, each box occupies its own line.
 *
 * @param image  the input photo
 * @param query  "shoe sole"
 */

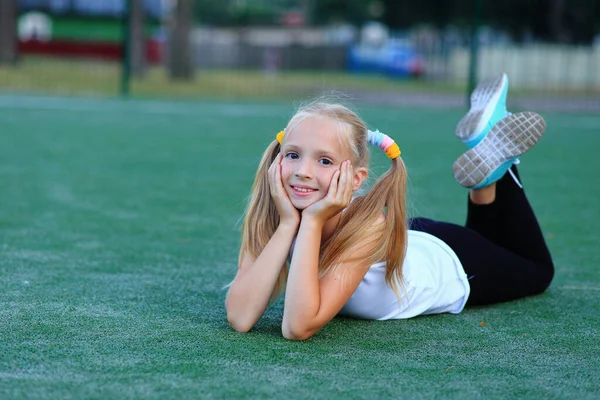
xmin=453 ymin=112 xmax=546 ymax=188
xmin=455 ymin=73 xmax=508 ymax=145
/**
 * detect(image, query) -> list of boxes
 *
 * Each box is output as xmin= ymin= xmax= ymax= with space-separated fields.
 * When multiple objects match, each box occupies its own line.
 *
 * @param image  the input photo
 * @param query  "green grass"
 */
xmin=1 ymin=94 xmax=599 ymax=399
xmin=0 ymin=57 xmax=467 ymax=99
xmin=2 ymin=57 xmax=599 ymax=102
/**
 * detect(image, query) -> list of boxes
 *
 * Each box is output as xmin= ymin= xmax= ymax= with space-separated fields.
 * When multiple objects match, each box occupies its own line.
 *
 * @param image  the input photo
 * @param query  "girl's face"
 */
xmin=280 ymin=116 xmax=363 ymax=210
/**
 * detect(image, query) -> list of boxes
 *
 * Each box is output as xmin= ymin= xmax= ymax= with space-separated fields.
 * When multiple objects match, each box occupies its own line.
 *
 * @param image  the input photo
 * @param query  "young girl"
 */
xmin=225 ymin=73 xmax=554 ymax=340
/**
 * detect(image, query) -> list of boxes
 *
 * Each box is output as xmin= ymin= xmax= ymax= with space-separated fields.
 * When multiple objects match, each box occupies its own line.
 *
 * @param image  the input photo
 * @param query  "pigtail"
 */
xmin=320 ymin=156 xmax=408 ymax=297
xmin=238 ymin=139 xmax=288 ymax=299
xmin=375 ymin=157 xmax=408 ymax=295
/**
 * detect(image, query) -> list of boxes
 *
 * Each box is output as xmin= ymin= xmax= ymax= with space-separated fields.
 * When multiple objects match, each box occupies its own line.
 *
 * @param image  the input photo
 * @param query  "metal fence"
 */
xmin=1 ymin=1 xmax=600 ymax=112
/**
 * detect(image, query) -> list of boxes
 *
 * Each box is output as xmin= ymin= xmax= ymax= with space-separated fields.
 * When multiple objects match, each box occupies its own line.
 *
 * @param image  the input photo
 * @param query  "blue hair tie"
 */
xmin=367 ymin=129 xmax=385 ymax=147
xmin=367 ymin=129 xmax=401 ymax=159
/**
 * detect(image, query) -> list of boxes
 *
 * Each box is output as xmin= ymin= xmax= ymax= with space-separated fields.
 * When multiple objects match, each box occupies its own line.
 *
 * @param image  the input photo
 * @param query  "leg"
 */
xmin=463 ymin=166 xmax=554 ymax=304
xmin=467 ymin=165 xmax=554 ymax=266
xmin=452 ymin=110 xmax=554 ymax=280
xmin=410 ymin=173 xmax=555 ymax=306
xmin=425 ymin=72 xmax=554 ymax=305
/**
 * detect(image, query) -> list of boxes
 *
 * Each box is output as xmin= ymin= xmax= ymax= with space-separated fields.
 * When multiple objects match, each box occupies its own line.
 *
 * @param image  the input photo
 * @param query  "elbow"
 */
xmin=227 ymin=313 xmax=254 ymax=333
xmin=225 ymin=300 xmax=255 ymax=333
xmin=282 ymin=322 xmax=316 ymax=341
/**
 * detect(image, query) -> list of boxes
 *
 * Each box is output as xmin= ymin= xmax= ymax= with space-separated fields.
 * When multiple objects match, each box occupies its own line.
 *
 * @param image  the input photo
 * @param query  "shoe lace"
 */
xmin=508 ymin=159 xmax=523 ymax=188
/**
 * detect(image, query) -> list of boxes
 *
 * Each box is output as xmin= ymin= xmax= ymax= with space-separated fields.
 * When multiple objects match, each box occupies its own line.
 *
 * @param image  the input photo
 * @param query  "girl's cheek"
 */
xmin=328 ymin=169 xmax=338 ymax=183
xmin=280 ymin=162 xmax=291 ymax=179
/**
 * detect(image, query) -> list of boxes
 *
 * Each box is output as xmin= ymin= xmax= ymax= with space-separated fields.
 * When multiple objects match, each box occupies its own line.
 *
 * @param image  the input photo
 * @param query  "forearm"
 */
xmin=282 ymin=217 xmax=323 ymax=337
xmin=226 ymin=223 xmax=297 ymax=332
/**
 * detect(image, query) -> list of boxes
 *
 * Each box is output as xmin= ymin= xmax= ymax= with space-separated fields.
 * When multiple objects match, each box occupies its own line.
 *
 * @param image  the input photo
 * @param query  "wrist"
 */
xmin=279 ymin=219 xmax=300 ymax=231
xmin=300 ymin=214 xmax=325 ymax=229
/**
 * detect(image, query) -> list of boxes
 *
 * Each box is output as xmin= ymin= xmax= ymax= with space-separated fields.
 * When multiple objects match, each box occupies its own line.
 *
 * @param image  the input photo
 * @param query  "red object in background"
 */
xmin=18 ymin=39 xmax=162 ymax=64
xmin=281 ymin=11 xmax=304 ymax=27
xmin=18 ymin=39 xmax=122 ymax=60
xmin=146 ymin=39 xmax=161 ymax=63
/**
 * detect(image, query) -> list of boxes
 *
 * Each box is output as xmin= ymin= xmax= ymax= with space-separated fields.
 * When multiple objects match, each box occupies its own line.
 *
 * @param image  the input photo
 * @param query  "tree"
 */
xmin=168 ymin=0 xmax=194 ymax=80
xmin=129 ymin=0 xmax=146 ymax=76
xmin=0 ymin=0 xmax=18 ymax=64
xmin=312 ymin=0 xmax=370 ymax=26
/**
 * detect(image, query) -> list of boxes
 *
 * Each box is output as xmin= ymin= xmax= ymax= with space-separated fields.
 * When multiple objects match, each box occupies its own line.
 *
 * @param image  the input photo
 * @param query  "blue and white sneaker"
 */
xmin=456 ymin=73 xmax=510 ymax=148
xmin=452 ymin=112 xmax=546 ymax=189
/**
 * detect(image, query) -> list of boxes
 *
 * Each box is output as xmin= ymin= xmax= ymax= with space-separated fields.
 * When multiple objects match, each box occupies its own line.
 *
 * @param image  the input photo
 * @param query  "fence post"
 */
xmin=0 ymin=0 xmax=18 ymax=65
xmin=121 ymin=0 xmax=132 ymax=96
xmin=467 ymin=0 xmax=483 ymax=106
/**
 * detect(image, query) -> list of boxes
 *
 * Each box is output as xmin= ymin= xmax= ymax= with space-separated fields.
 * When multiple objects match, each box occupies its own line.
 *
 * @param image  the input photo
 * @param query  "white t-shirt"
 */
xmin=338 ymin=230 xmax=470 ymax=320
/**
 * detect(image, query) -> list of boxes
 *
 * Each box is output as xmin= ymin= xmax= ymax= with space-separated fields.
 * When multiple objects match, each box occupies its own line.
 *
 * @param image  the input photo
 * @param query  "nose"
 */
xmin=294 ymin=159 xmax=313 ymax=179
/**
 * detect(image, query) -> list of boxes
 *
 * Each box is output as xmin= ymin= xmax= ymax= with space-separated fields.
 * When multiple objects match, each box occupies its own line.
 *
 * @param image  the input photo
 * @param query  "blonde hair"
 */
xmin=238 ymin=100 xmax=408 ymax=300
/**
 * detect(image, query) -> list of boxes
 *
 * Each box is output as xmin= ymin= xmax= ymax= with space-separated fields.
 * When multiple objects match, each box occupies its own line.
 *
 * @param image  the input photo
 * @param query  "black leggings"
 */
xmin=409 ymin=166 xmax=554 ymax=306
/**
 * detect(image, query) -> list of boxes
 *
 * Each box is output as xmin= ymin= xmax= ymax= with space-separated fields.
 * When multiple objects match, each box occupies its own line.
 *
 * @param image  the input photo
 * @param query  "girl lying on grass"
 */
xmin=226 ymin=73 xmax=554 ymax=340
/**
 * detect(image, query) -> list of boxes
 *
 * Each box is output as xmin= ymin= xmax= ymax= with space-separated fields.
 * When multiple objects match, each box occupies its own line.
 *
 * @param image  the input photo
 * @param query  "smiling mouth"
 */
xmin=291 ymin=186 xmax=317 ymax=195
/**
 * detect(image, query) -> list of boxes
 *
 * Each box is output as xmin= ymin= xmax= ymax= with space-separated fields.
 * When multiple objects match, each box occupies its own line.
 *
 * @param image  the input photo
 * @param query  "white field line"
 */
xmin=558 ymin=285 xmax=600 ymax=292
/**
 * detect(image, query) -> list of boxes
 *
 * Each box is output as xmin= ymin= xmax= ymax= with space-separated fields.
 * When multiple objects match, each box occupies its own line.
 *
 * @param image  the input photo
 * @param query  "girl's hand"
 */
xmin=268 ymin=153 xmax=300 ymax=227
xmin=303 ymin=160 xmax=354 ymax=224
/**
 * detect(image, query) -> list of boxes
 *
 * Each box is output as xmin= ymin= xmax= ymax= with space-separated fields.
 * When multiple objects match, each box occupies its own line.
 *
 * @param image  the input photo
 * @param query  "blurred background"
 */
xmin=1 ymin=0 xmax=600 ymax=110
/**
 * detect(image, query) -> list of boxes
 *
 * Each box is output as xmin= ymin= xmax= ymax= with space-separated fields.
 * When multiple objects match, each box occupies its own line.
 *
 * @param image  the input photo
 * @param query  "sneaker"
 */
xmin=456 ymin=73 xmax=510 ymax=148
xmin=452 ymin=112 xmax=546 ymax=189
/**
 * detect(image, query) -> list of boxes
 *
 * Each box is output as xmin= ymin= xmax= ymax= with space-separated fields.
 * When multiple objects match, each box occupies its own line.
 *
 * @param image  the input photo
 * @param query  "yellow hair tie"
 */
xmin=276 ymin=130 xmax=285 ymax=144
xmin=385 ymin=143 xmax=401 ymax=159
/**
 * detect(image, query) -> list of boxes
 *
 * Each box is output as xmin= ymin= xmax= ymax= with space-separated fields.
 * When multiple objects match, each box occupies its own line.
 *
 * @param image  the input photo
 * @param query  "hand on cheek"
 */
xmin=268 ymin=153 xmax=300 ymax=226
xmin=303 ymin=160 xmax=354 ymax=223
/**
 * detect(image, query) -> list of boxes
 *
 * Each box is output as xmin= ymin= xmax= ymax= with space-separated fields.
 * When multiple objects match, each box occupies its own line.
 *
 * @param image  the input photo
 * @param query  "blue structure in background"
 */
xmin=347 ymin=39 xmax=425 ymax=78
xmin=18 ymin=0 xmax=165 ymax=19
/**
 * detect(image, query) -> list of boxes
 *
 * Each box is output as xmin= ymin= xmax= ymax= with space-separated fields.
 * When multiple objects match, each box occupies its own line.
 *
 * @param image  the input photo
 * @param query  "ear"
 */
xmin=352 ymin=167 xmax=368 ymax=191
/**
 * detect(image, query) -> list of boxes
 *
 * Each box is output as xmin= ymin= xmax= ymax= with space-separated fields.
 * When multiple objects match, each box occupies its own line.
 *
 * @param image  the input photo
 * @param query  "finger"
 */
xmin=276 ymin=159 xmax=285 ymax=191
xmin=268 ymin=157 xmax=277 ymax=186
xmin=335 ymin=161 xmax=349 ymax=198
xmin=328 ymin=169 xmax=340 ymax=199
xmin=269 ymin=153 xmax=279 ymax=171
xmin=268 ymin=154 xmax=279 ymax=176
xmin=337 ymin=161 xmax=349 ymax=196
xmin=269 ymin=154 xmax=282 ymax=193
xmin=335 ymin=162 xmax=350 ymax=206
xmin=343 ymin=162 xmax=354 ymax=200
xmin=333 ymin=162 xmax=345 ymax=199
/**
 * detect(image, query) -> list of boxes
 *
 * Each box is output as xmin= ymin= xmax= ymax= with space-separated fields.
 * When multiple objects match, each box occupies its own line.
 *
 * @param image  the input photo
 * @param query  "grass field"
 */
xmin=1 ymin=93 xmax=599 ymax=399
xmin=0 ymin=58 xmax=466 ymax=99
xmin=3 ymin=57 xmax=600 ymax=103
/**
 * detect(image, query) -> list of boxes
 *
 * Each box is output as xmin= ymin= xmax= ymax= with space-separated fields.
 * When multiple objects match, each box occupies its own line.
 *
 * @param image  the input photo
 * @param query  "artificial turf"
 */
xmin=1 ymin=94 xmax=598 ymax=399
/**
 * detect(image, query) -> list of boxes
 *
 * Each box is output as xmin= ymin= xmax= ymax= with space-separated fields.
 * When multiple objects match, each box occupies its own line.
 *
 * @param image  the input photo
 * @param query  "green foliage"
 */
xmin=191 ymin=0 xmax=600 ymax=44
xmin=193 ymin=0 xmax=292 ymax=26
xmin=228 ymin=3 xmax=278 ymax=26
xmin=193 ymin=0 xmax=232 ymax=25
xmin=312 ymin=0 xmax=370 ymax=26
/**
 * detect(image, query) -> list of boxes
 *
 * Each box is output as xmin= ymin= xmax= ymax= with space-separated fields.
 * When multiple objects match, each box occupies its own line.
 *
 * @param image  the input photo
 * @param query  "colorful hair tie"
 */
xmin=367 ymin=129 xmax=401 ymax=159
xmin=276 ymin=130 xmax=285 ymax=144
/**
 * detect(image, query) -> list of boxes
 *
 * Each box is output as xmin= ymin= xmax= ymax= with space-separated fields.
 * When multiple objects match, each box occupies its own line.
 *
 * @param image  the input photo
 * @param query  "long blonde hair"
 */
xmin=238 ymin=101 xmax=408 ymax=299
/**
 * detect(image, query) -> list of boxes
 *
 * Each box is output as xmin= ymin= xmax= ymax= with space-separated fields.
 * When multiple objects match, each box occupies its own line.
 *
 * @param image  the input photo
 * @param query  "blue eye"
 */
xmin=319 ymin=159 xmax=333 ymax=165
xmin=285 ymin=152 xmax=299 ymax=159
